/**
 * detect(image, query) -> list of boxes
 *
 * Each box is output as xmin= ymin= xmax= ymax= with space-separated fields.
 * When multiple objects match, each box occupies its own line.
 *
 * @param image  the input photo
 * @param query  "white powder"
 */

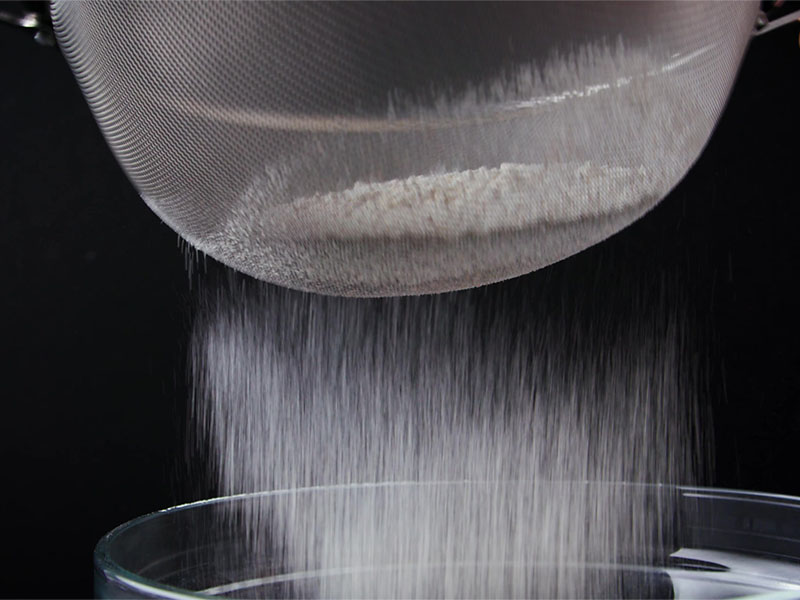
xmin=204 ymin=159 xmax=664 ymax=296
xmin=191 ymin=273 xmax=705 ymax=598
xmin=268 ymin=163 xmax=651 ymax=240
xmin=178 ymin=27 xmax=756 ymax=297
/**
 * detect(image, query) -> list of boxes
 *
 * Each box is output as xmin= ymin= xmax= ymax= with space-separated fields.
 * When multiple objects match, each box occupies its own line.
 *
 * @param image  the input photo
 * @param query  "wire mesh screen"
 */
xmin=52 ymin=2 xmax=758 ymax=296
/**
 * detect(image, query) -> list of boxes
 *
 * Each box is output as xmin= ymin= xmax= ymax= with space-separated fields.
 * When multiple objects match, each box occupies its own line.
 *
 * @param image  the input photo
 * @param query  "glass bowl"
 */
xmin=95 ymin=482 xmax=800 ymax=599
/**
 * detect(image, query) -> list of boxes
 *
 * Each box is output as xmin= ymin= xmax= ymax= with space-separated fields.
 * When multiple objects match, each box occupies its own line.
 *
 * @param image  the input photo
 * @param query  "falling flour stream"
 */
xmin=190 ymin=268 xmax=706 ymax=598
xmin=184 ymin=31 xmax=717 ymax=600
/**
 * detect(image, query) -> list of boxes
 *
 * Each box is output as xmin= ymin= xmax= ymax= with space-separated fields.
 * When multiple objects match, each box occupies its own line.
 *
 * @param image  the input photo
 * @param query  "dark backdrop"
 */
xmin=1 ymin=17 xmax=799 ymax=599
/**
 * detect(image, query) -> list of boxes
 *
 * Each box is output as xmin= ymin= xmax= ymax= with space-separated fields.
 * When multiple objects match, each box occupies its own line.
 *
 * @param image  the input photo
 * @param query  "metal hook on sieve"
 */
xmin=753 ymin=1 xmax=800 ymax=37
xmin=0 ymin=1 xmax=54 ymax=46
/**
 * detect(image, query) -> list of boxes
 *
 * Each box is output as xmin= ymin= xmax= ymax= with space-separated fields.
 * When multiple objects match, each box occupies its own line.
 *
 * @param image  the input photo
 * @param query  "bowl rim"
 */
xmin=94 ymin=481 xmax=800 ymax=599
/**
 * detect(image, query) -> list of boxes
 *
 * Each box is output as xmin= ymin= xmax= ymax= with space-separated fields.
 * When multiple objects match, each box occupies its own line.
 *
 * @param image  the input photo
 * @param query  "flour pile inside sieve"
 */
xmin=196 ymin=40 xmax=723 ymax=295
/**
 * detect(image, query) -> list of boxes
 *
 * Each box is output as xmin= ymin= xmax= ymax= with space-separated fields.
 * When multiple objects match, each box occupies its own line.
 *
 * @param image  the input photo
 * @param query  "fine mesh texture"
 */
xmin=51 ymin=2 xmax=757 ymax=296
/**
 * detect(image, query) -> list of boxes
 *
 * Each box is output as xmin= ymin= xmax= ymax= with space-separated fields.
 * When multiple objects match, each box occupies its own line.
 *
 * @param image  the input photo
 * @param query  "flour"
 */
xmin=191 ymin=273 xmax=705 ymax=598
xmin=195 ymin=39 xmax=726 ymax=295
xmin=266 ymin=163 xmax=651 ymax=240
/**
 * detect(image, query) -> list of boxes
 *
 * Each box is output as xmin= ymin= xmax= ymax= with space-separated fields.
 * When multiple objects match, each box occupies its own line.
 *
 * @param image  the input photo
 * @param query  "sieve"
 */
xmin=51 ymin=2 xmax=760 ymax=296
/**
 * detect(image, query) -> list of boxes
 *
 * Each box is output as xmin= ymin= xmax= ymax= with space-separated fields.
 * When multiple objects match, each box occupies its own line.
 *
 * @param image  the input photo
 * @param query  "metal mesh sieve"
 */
xmin=51 ymin=1 xmax=759 ymax=296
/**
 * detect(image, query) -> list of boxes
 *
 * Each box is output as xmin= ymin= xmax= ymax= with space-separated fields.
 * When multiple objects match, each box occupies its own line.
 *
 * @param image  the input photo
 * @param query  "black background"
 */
xmin=1 ymin=16 xmax=799 ymax=599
